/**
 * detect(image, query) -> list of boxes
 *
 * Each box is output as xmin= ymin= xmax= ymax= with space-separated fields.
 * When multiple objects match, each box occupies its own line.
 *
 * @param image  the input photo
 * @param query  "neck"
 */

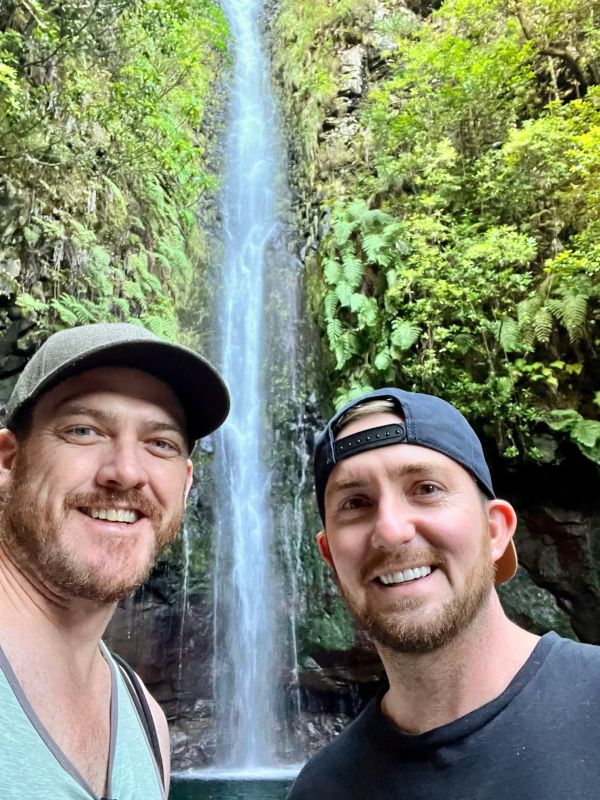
xmin=0 ymin=545 xmax=116 ymax=675
xmin=377 ymin=592 xmax=539 ymax=734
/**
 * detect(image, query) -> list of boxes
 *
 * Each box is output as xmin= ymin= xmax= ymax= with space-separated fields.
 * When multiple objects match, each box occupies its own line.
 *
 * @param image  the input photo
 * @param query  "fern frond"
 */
xmin=323 ymin=258 xmax=342 ymax=286
xmin=341 ymin=247 xmax=364 ymax=288
xmin=494 ymin=318 xmax=521 ymax=352
xmin=324 ymin=291 xmax=339 ymax=321
xmin=335 ymin=280 xmax=353 ymax=307
xmin=391 ymin=319 xmax=420 ymax=350
xmin=327 ymin=318 xmax=343 ymax=345
xmin=332 ymin=218 xmax=355 ymax=246
xmin=374 ymin=348 xmax=392 ymax=371
xmin=362 ymin=232 xmax=391 ymax=267
xmin=357 ymin=297 xmax=378 ymax=328
xmin=532 ymin=306 xmax=553 ymax=344
xmin=548 ymin=294 xmax=588 ymax=343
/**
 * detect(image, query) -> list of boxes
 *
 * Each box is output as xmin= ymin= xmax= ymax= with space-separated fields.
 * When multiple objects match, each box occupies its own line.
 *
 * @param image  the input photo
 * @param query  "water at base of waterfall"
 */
xmin=171 ymin=778 xmax=294 ymax=800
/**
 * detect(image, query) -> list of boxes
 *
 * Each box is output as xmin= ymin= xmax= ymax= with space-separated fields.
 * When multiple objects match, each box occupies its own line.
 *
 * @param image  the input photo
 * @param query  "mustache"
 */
xmin=359 ymin=548 xmax=446 ymax=583
xmin=64 ymin=490 xmax=161 ymax=522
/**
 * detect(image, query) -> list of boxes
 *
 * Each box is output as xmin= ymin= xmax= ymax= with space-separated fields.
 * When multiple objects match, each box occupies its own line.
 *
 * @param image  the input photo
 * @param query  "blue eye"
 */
xmin=70 ymin=426 xmax=94 ymax=437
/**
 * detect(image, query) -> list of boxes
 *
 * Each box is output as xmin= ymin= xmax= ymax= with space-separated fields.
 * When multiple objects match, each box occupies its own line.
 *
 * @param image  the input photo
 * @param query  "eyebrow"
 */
xmin=54 ymin=403 xmax=187 ymax=439
xmin=327 ymin=462 xmax=440 ymax=494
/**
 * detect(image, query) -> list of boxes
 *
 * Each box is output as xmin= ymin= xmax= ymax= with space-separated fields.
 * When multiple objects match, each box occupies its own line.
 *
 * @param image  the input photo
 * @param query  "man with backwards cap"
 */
xmin=288 ymin=388 xmax=600 ymax=800
xmin=0 ymin=322 xmax=229 ymax=800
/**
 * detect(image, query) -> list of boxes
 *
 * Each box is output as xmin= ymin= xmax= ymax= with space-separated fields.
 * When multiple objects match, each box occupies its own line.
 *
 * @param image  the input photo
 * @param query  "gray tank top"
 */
xmin=0 ymin=642 xmax=165 ymax=799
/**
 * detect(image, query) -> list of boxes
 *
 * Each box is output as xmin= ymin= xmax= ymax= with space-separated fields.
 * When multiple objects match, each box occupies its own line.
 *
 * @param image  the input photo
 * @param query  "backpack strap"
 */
xmin=111 ymin=651 xmax=165 ymax=790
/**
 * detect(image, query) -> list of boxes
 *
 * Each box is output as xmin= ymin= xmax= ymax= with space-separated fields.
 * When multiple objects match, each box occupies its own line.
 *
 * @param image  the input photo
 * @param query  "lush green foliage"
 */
xmin=279 ymin=0 xmax=600 ymax=462
xmin=0 ymin=0 xmax=227 ymax=341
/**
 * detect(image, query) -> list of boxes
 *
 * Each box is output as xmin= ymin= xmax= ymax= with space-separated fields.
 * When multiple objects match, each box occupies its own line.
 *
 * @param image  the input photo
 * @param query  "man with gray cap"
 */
xmin=0 ymin=322 xmax=229 ymax=799
xmin=288 ymin=388 xmax=600 ymax=800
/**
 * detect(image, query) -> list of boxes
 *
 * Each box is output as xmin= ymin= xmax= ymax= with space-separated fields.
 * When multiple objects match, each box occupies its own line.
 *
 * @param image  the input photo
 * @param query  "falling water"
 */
xmin=177 ymin=524 xmax=192 ymax=681
xmin=211 ymin=0 xmax=282 ymax=769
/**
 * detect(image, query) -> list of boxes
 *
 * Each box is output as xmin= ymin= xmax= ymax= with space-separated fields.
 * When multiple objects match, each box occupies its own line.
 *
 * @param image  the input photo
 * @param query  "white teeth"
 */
xmin=379 ymin=566 xmax=432 ymax=585
xmin=88 ymin=508 xmax=139 ymax=524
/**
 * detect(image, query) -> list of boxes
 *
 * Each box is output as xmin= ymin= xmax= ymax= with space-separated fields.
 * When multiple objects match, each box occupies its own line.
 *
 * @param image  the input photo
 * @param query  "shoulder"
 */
xmin=544 ymin=633 xmax=600 ymax=665
xmin=108 ymin=649 xmax=171 ymax=792
xmin=288 ymin=699 xmax=380 ymax=799
xmin=140 ymin=681 xmax=171 ymax=790
xmin=537 ymin=633 xmax=600 ymax=688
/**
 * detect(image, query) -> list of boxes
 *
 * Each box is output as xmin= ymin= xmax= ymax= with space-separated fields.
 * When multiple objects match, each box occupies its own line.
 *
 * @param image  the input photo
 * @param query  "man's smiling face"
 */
xmin=0 ymin=366 xmax=193 ymax=603
xmin=318 ymin=411 xmax=496 ymax=653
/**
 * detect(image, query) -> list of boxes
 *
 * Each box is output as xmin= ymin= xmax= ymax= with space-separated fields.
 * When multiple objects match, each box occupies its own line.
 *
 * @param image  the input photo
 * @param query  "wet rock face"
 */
xmin=104 ymin=580 xmax=217 ymax=770
xmin=517 ymin=507 xmax=600 ymax=643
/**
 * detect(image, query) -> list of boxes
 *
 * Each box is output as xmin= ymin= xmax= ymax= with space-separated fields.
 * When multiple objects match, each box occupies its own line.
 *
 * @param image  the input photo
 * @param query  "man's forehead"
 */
xmin=34 ymin=366 xmax=186 ymax=428
xmin=325 ymin=443 xmax=461 ymax=493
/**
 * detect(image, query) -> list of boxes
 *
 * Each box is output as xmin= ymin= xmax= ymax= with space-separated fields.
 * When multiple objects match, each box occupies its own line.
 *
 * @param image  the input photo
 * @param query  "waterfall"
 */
xmin=212 ymin=0 xmax=284 ymax=769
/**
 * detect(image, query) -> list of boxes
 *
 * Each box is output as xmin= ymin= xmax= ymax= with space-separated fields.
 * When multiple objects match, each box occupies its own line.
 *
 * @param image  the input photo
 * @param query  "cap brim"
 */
xmin=18 ymin=340 xmax=229 ymax=446
xmin=494 ymin=539 xmax=518 ymax=585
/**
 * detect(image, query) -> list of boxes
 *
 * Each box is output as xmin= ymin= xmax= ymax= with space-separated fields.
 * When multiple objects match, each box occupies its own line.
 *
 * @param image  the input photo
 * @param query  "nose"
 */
xmin=95 ymin=438 xmax=148 ymax=491
xmin=370 ymin=493 xmax=417 ymax=551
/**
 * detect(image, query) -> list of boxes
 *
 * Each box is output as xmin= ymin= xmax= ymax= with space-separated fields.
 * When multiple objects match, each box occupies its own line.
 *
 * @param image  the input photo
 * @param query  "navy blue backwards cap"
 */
xmin=314 ymin=387 xmax=495 ymax=523
xmin=313 ymin=388 xmax=521 ymax=585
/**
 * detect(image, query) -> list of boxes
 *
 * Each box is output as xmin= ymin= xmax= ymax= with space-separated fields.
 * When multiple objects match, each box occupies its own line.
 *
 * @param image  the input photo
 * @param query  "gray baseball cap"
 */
xmin=3 ymin=322 xmax=229 ymax=448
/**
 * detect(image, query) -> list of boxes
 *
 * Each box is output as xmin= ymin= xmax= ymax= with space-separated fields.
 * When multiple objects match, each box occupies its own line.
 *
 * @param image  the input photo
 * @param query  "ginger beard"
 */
xmin=331 ymin=530 xmax=495 ymax=654
xmin=0 ymin=447 xmax=185 ymax=603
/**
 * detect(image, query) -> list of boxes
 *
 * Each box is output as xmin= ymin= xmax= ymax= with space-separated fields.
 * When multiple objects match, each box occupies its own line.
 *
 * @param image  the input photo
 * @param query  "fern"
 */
xmin=548 ymin=293 xmax=588 ymax=343
xmin=335 ymin=280 xmax=353 ymax=308
xmin=327 ymin=317 xmax=343 ymax=345
xmin=350 ymin=292 xmax=366 ymax=313
xmin=357 ymin=297 xmax=378 ymax=328
xmin=362 ymin=232 xmax=391 ymax=267
xmin=341 ymin=247 xmax=364 ymax=289
xmin=323 ymin=257 xmax=342 ymax=285
xmin=16 ymin=292 xmax=48 ymax=315
xmin=391 ymin=319 xmax=420 ymax=350
xmin=374 ymin=348 xmax=392 ymax=371
xmin=324 ymin=291 xmax=339 ymax=321
xmin=112 ymin=297 xmax=131 ymax=318
xmin=49 ymin=298 xmax=79 ymax=326
xmin=532 ymin=306 xmax=553 ymax=344
xmin=493 ymin=318 xmax=521 ymax=352
xmin=332 ymin=217 xmax=355 ymax=247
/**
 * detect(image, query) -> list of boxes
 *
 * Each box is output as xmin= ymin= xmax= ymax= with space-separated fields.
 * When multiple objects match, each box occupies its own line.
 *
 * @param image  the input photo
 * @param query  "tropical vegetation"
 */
xmin=0 ymin=0 xmax=227 ymax=344
xmin=274 ymin=0 xmax=600 ymax=464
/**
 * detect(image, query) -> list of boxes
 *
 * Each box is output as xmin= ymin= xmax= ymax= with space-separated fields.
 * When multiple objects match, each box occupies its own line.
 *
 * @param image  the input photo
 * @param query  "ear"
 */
xmin=486 ymin=499 xmax=517 ymax=565
xmin=316 ymin=530 xmax=335 ymax=568
xmin=183 ymin=459 xmax=194 ymax=503
xmin=0 ymin=429 xmax=18 ymax=493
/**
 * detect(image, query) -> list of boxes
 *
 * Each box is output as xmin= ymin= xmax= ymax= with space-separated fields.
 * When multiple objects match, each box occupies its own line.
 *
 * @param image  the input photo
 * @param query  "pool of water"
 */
xmin=170 ymin=779 xmax=293 ymax=800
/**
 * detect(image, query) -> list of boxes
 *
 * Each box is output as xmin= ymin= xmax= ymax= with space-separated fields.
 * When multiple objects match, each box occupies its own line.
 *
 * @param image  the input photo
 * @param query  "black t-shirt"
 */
xmin=288 ymin=633 xmax=600 ymax=799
